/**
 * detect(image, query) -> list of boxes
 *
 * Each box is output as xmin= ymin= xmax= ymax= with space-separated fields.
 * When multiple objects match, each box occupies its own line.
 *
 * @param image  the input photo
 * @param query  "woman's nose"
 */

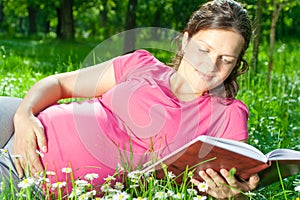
xmin=203 ymin=53 xmax=218 ymax=72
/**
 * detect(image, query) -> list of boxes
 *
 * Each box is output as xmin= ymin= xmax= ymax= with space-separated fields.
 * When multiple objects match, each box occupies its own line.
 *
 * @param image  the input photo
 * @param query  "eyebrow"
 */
xmin=197 ymin=40 xmax=238 ymax=58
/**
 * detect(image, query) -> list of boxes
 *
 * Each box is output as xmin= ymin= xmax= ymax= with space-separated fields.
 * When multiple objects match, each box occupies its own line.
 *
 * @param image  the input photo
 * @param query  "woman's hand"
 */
xmin=191 ymin=168 xmax=260 ymax=199
xmin=13 ymin=113 xmax=47 ymax=178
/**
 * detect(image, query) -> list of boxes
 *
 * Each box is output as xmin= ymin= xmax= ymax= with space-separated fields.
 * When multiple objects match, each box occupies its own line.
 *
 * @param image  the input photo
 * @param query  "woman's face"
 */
xmin=178 ymin=29 xmax=244 ymax=95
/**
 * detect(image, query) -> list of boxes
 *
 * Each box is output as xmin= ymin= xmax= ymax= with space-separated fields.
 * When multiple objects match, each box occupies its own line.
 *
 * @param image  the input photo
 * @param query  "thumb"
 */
xmin=248 ymin=174 xmax=260 ymax=190
xmin=34 ymin=126 xmax=47 ymax=153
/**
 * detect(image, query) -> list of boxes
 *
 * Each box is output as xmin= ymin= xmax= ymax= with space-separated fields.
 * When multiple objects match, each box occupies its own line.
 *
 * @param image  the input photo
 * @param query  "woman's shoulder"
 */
xmin=230 ymin=99 xmax=248 ymax=109
xmin=225 ymin=98 xmax=249 ymax=116
xmin=115 ymin=49 xmax=157 ymax=64
xmin=208 ymin=96 xmax=248 ymax=114
xmin=113 ymin=49 xmax=173 ymax=82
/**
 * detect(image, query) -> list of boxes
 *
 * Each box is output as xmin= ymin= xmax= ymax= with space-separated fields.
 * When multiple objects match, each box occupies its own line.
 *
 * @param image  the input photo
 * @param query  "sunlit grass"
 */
xmin=0 ymin=38 xmax=300 ymax=199
xmin=237 ymin=40 xmax=300 ymax=199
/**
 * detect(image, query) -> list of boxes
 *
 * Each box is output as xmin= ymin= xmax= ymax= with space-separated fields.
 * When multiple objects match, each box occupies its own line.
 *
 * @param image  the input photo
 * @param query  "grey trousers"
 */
xmin=0 ymin=97 xmax=43 ymax=198
xmin=0 ymin=97 xmax=21 ymax=185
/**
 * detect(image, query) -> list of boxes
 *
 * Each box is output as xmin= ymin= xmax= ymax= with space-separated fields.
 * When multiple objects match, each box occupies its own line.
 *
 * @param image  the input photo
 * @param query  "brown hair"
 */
xmin=171 ymin=0 xmax=252 ymax=98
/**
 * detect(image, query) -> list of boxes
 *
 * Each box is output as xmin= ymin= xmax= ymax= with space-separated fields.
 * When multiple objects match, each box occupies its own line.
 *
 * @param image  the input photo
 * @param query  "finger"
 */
xmin=248 ymin=174 xmax=260 ymax=190
xmin=206 ymin=168 xmax=226 ymax=187
xmin=23 ymin=157 xmax=42 ymax=177
xmin=199 ymin=170 xmax=216 ymax=188
xmin=31 ymin=154 xmax=44 ymax=175
xmin=34 ymin=124 xmax=47 ymax=153
xmin=26 ymin=147 xmax=44 ymax=176
xmin=190 ymin=178 xmax=201 ymax=185
xmin=14 ymin=158 xmax=24 ymax=178
xmin=220 ymin=169 xmax=238 ymax=188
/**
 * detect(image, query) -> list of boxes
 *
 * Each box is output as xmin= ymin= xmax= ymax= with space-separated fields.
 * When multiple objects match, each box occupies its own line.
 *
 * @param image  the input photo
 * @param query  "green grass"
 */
xmin=0 ymin=38 xmax=300 ymax=199
xmin=237 ymin=40 xmax=300 ymax=199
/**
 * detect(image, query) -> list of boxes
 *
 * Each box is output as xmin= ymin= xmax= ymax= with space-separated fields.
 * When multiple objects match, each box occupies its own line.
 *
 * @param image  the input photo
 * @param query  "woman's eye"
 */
xmin=221 ymin=56 xmax=233 ymax=64
xmin=199 ymin=48 xmax=208 ymax=53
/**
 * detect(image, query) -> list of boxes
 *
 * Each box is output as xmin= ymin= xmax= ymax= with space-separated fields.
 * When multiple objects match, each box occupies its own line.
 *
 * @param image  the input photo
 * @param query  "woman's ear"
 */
xmin=181 ymin=32 xmax=189 ymax=52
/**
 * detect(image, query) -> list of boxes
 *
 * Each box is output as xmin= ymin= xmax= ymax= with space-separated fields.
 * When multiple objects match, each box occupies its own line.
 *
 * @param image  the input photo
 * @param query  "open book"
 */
xmin=142 ymin=135 xmax=300 ymax=187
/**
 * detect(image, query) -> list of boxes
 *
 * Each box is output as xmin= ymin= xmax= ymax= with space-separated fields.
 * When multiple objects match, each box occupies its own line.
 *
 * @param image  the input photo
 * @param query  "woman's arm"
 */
xmin=13 ymin=60 xmax=115 ymax=177
xmin=16 ymin=60 xmax=115 ymax=115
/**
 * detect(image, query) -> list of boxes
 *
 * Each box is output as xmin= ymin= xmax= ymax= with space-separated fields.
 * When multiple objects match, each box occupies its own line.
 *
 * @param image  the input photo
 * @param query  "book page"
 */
xmin=200 ymin=136 xmax=268 ymax=162
xmin=266 ymin=148 xmax=300 ymax=161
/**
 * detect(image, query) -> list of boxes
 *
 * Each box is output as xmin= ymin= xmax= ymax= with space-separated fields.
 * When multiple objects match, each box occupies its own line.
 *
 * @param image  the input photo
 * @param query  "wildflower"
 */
xmin=133 ymin=197 xmax=147 ymax=200
xmin=153 ymin=179 xmax=159 ymax=185
xmin=244 ymin=191 xmax=257 ymax=197
xmin=46 ymin=171 xmax=56 ymax=176
xmin=75 ymin=179 xmax=90 ymax=187
xmin=87 ymin=190 xmax=96 ymax=196
xmin=143 ymin=168 xmax=154 ymax=177
xmin=129 ymin=184 xmax=139 ymax=189
xmin=0 ymin=181 xmax=4 ymax=191
xmin=114 ymin=181 xmax=124 ymax=190
xmin=167 ymin=171 xmax=176 ymax=179
xmin=35 ymin=149 xmax=44 ymax=157
xmin=0 ymin=149 xmax=8 ymax=154
xmin=84 ymin=173 xmax=99 ymax=181
xmin=166 ymin=190 xmax=174 ymax=197
xmin=188 ymin=171 xmax=194 ymax=178
xmin=104 ymin=174 xmax=116 ymax=182
xmin=52 ymin=181 xmax=66 ymax=190
xmin=130 ymin=177 xmax=139 ymax=184
xmin=78 ymin=193 xmax=90 ymax=200
xmin=101 ymin=183 xmax=112 ymax=192
xmin=16 ymin=193 xmax=27 ymax=198
xmin=62 ymin=167 xmax=72 ymax=173
xmin=154 ymin=191 xmax=167 ymax=199
xmin=295 ymin=185 xmax=300 ymax=192
xmin=112 ymin=191 xmax=130 ymax=200
xmin=18 ymin=177 xmax=36 ymax=189
xmin=146 ymin=176 xmax=154 ymax=183
xmin=193 ymin=195 xmax=207 ymax=200
xmin=37 ymin=177 xmax=50 ymax=185
xmin=69 ymin=187 xmax=85 ymax=198
xmin=35 ymin=171 xmax=45 ymax=177
xmin=78 ymin=190 xmax=97 ymax=200
xmin=161 ymin=163 xmax=167 ymax=169
xmin=172 ymin=192 xmax=183 ymax=199
xmin=187 ymin=188 xmax=198 ymax=196
xmin=197 ymin=182 xmax=208 ymax=192
xmin=127 ymin=170 xmax=142 ymax=180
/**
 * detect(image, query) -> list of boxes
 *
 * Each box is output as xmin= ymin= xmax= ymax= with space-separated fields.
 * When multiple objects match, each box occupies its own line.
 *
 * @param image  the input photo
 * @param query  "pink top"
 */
xmin=38 ymin=50 xmax=248 ymax=189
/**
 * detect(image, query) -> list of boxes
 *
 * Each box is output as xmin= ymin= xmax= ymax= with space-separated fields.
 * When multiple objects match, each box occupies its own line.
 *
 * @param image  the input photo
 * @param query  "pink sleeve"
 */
xmin=112 ymin=50 xmax=156 ymax=83
xmin=208 ymin=100 xmax=249 ymax=141
xmin=220 ymin=100 xmax=249 ymax=141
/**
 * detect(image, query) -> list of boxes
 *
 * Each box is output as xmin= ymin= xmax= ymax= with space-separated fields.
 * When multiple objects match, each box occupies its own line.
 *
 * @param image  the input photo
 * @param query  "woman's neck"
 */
xmin=169 ymin=71 xmax=203 ymax=102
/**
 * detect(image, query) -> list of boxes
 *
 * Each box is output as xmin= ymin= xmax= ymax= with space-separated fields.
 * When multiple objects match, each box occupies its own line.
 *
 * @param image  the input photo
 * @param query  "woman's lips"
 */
xmin=197 ymin=70 xmax=214 ymax=81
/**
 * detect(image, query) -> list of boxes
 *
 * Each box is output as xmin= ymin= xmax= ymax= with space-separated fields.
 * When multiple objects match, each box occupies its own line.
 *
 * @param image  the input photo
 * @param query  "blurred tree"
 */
xmin=123 ymin=0 xmax=137 ymax=53
xmin=59 ymin=0 xmax=75 ymax=40
xmin=0 ymin=2 xmax=4 ymax=30
xmin=27 ymin=0 xmax=39 ymax=34
xmin=267 ymin=0 xmax=285 ymax=85
xmin=2 ymin=0 xmax=27 ymax=35
xmin=266 ymin=0 xmax=299 ymax=85
xmin=251 ymin=0 xmax=263 ymax=73
xmin=0 ymin=0 xmax=300 ymax=45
